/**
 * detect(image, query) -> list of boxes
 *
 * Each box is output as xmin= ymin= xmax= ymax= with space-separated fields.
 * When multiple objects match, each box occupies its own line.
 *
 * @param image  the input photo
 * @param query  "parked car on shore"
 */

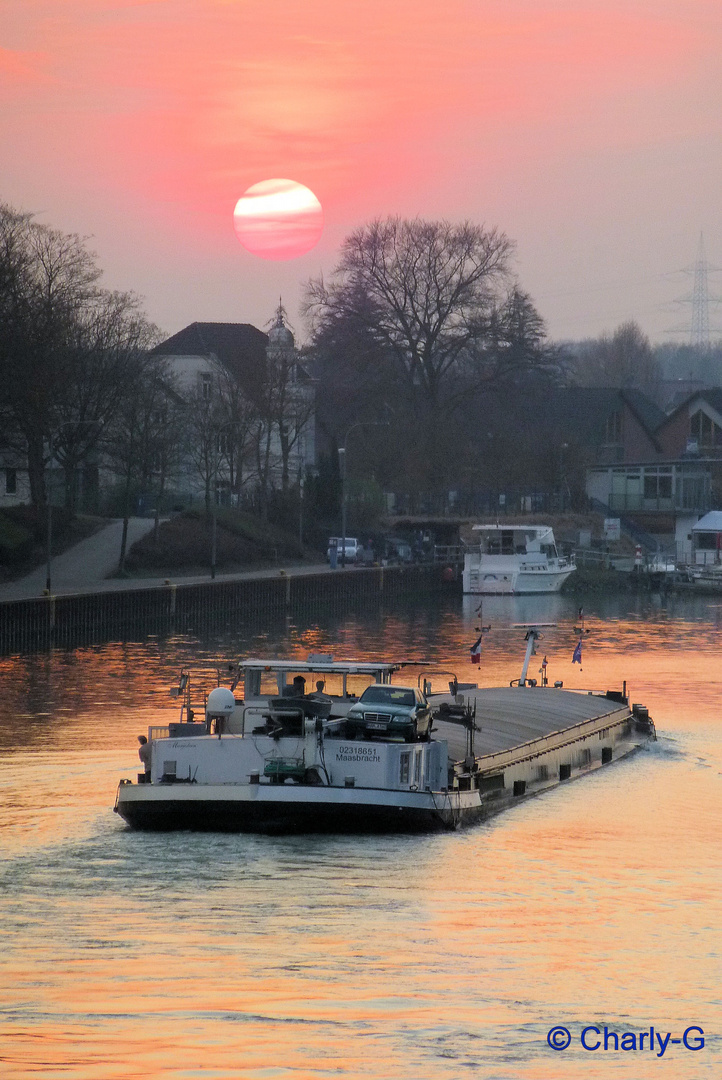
xmin=326 ymin=537 xmax=360 ymax=563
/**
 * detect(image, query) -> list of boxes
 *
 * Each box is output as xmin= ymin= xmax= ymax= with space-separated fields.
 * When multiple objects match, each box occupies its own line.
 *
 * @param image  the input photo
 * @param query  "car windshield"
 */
xmin=360 ymin=686 xmax=415 ymax=706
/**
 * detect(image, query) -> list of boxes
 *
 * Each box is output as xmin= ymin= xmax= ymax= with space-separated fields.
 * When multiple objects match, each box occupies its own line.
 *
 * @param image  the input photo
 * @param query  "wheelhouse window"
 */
xmin=413 ymin=750 xmax=422 ymax=786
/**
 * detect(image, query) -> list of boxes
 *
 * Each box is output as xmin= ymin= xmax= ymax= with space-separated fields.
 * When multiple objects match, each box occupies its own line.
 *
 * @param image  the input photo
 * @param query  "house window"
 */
xmin=201 ymin=372 xmax=212 ymax=400
xmin=695 ymin=532 xmax=717 ymax=551
xmin=5 ymin=469 xmax=17 ymax=495
xmin=605 ymin=410 xmax=622 ymax=444
xmin=690 ymin=409 xmax=722 ymax=448
xmin=643 ymin=471 xmax=672 ymax=500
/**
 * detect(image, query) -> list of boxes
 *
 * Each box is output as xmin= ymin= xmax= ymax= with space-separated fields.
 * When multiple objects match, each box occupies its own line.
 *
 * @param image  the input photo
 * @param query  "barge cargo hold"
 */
xmin=114 ymin=652 xmax=655 ymax=833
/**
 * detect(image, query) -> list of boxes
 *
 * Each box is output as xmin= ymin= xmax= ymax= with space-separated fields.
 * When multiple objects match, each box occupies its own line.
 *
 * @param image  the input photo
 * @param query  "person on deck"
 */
xmin=138 ymin=735 xmax=151 ymax=779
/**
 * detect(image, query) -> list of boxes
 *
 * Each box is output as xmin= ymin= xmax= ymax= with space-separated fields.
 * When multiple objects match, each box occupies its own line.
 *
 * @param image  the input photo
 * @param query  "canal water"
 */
xmin=0 ymin=592 xmax=719 ymax=1079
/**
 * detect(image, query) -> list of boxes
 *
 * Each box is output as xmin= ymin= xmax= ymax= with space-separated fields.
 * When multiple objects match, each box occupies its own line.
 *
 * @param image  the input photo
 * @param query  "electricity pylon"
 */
xmin=667 ymin=234 xmax=722 ymax=350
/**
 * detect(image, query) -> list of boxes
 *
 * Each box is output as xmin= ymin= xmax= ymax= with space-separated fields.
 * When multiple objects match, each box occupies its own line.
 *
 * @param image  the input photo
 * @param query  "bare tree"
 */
xmin=0 ymin=204 xmax=100 ymax=504
xmin=52 ymin=290 xmax=159 ymax=510
xmin=0 ymin=203 xmax=158 ymax=509
xmin=184 ymin=375 xmax=222 ymax=520
xmin=214 ymin=362 xmax=258 ymax=505
xmin=304 ymin=217 xmax=514 ymax=417
xmin=103 ymin=358 xmax=176 ymax=572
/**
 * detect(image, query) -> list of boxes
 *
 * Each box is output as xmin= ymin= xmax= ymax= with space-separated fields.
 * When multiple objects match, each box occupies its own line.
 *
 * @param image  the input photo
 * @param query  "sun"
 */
xmin=233 ymin=179 xmax=324 ymax=260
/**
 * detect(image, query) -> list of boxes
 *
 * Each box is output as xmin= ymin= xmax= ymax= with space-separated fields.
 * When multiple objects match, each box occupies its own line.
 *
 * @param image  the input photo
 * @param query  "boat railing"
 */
xmin=472 ymin=706 xmax=631 ymax=772
xmin=149 ymin=725 xmax=171 ymax=741
xmin=432 ymin=544 xmax=464 ymax=564
xmin=242 ymin=705 xmax=269 ymax=733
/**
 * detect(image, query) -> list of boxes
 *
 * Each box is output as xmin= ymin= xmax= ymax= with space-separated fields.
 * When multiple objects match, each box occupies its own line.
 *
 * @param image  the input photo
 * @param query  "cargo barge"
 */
xmin=114 ymin=639 xmax=655 ymax=833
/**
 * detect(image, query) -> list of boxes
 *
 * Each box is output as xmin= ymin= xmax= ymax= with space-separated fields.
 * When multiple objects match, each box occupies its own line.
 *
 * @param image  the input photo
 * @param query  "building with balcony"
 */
xmin=586 ymin=388 xmax=722 ymax=561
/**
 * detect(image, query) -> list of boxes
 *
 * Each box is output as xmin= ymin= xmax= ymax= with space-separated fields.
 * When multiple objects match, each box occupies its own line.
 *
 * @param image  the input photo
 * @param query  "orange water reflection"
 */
xmin=0 ymin=595 xmax=719 ymax=1078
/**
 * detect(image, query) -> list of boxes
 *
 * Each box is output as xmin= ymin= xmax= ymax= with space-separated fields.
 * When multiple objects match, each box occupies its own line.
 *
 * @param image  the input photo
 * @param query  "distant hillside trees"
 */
xmin=568 ymin=321 xmax=662 ymax=400
xmin=654 ymin=341 xmax=722 ymax=390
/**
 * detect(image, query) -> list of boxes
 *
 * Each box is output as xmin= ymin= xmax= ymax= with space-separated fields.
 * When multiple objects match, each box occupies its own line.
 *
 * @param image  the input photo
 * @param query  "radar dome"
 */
xmin=206 ymin=687 xmax=236 ymax=717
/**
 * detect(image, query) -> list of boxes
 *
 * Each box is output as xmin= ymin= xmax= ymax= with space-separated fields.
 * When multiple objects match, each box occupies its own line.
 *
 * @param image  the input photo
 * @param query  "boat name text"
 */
xmin=335 ymin=746 xmax=382 ymax=763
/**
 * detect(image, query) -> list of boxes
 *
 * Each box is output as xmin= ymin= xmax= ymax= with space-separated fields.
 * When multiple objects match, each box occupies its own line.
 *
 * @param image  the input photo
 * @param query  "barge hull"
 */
xmin=115 ymin=783 xmax=463 ymax=833
xmin=116 ymin=796 xmax=449 ymax=834
xmin=115 ymin=730 xmax=651 ymax=834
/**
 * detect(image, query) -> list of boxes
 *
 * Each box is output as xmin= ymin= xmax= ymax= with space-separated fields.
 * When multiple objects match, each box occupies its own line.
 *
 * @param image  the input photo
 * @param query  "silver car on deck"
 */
xmin=344 ymin=684 xmax=431 ymax=742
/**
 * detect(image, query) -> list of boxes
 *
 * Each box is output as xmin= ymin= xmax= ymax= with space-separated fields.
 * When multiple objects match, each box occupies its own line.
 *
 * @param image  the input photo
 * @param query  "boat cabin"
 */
xmin=471 ymin=524 xmax=559 ymax=559
xmin=238 ymin=655 xmax=400 ymax=701
xmin=163 ymin=655 xmax=406 ymax=740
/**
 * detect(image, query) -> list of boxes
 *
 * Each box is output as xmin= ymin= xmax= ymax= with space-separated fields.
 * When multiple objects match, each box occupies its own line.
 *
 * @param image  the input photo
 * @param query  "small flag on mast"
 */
xmin=572 ymin=639 xmax=582 ymax=664
xmin=470 ymin=635 xmax=482 ymax=664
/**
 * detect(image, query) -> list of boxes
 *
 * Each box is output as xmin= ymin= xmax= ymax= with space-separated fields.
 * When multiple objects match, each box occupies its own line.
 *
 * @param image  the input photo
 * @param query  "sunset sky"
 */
xmin=2 ymin=0 xmax=720 ymax=343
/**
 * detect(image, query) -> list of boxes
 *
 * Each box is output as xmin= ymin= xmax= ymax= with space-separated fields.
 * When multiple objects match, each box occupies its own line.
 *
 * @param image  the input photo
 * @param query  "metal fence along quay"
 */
xmin=0 ymin=565 xmax=449 ymax=654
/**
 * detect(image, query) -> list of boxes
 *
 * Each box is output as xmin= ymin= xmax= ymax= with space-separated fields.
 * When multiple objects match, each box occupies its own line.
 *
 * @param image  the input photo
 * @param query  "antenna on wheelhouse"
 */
xmin=512 ymin=623 xmax=556 ymax=686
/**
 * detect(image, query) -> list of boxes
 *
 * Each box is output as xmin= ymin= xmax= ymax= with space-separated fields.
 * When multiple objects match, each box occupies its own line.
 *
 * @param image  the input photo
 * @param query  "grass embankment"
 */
xmin=124 ymin=509 xmax=309 ymax=576
xmin=0 ymin=507 xmax=106 ymax=582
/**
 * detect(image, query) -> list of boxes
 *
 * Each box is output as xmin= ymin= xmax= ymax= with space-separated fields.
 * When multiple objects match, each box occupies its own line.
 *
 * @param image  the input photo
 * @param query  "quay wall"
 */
xmin=0 ymin=565 xmax=448 ymax=655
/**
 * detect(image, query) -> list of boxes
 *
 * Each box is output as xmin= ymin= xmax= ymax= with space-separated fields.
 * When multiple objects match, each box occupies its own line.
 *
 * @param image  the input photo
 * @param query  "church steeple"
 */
xmin=267 ymin=298 xmax=295 ymax=349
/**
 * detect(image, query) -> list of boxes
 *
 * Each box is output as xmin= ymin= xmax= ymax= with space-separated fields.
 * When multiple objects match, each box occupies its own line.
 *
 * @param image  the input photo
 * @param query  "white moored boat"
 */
xmin=462 ymin=524 xmax=575 ymax=594
xmin=114 ymin=641 xmax=654 ymax=834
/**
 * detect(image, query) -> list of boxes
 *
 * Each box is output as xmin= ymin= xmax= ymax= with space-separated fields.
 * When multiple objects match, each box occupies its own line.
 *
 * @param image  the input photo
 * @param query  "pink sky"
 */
xmin=2 ymin=0 xmax=721 ymax=343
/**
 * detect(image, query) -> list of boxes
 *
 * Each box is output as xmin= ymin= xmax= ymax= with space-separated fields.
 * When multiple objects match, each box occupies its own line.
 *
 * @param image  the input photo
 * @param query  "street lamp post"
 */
xmin=45 ymin=422 xmax=88 ymax=593
xmin=298 ymin=469 xmax=304 ymax=547
xmin=297 ymin=435 xmax=306 ymax=549
xmin=338 ymin=445 xmax=347 ymax=568
xmin=210 ymin=420 xmax=242 ymax=579
xmin=45 ymin=436 xmax=54 ymax=593
xmin=559 ymin=442 xmax=569 ymax=512
xmin=338 ymin=419 xmax=389 ymax=569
